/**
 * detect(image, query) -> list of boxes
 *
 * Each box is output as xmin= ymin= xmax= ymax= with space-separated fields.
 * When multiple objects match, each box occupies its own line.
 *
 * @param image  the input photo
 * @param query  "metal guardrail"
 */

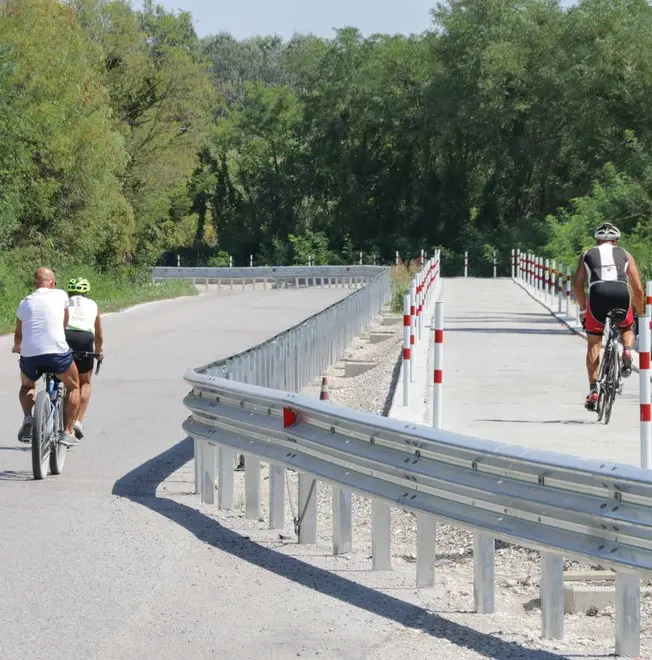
xmin=181 ymin=260 xmax=652 ymax=656
xmin=152 ymin=265 xmax=385 ymax=289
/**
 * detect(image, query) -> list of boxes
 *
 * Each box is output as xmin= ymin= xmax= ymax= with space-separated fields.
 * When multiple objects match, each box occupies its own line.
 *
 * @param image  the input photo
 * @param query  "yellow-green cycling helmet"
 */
xmin=67 ymin=277 xmax=90 ymax=295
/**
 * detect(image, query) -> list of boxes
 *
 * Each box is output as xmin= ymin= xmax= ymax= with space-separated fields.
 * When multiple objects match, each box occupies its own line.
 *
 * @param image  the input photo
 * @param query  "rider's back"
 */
xmin=17 ymin=288 xmax=69 ymax=357
xmin=582 ymin=244 xmax=629 ymax=288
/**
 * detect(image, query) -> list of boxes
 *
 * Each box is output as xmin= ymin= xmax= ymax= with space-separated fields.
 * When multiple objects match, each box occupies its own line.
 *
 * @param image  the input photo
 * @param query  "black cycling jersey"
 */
xmin=582 ymin=244 xmax=629 ymax=288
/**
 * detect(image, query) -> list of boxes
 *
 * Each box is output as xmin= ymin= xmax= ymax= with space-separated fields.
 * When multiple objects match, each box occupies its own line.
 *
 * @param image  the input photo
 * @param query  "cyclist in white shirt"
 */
xmin=12 ymin=267 xmax=80 ymax=447
xmin=64 ymin=277 xmax=103 ymax=439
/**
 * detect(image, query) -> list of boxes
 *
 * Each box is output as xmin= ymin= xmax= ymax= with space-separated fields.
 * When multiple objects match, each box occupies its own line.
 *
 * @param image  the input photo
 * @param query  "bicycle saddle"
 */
xmin=607 ymin=308 xmax=628 ymax=322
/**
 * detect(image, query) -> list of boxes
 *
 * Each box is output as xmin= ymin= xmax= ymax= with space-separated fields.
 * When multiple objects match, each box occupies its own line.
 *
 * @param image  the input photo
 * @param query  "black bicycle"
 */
xmin=30 ymin=352 xmax=102 ymax=480
xmin=595 ymin=309 xmax=627 ymax=425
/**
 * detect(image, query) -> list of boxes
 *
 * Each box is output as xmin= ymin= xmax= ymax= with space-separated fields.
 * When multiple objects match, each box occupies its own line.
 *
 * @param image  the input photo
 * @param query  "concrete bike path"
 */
xmin=0 ymin=286 xmax=353 ymax=660
xmin=438 ymin=277 xmax=642 ymax=467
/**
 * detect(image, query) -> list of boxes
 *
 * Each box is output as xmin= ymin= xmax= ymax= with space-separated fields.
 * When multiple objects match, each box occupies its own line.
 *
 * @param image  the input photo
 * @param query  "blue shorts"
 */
xmin=20 ymin=351 xmax=74 ymax=382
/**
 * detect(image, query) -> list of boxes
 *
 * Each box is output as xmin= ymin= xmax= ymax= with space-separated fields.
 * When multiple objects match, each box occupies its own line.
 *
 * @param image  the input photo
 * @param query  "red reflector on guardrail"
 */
xmin=283 ymin=407 xmax=298 ymax=428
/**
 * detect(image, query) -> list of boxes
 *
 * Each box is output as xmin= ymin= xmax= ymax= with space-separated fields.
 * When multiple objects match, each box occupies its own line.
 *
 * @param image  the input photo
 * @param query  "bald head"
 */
xmin=34 ymin=267 xmax=55 ymax=289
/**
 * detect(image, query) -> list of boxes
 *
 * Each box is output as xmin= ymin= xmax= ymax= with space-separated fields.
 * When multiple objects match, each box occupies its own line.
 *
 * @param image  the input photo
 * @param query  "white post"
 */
xmin=433 ymin=302 xmax=444 ymax=428
xmin=565 ymin=266 xmax=571 ymax=316
xmin=177 ymin=254 xmax=181 ymax=267
xmin=298 ymin=473 xmax=317 ymax=544
xmin=269 ymin=465 xmax=285 ymax=529
xmin=512 ymin=248 xmax=516 ymax=278
xmin=416 ymin=514 xmax=436 ymax=588
xmin=640 ymin=312 xmax=651 ymax=469
xmin=464 ymin=251 xmax=468 ymax=277
xmin=395 ymin=250 xmax=399 ymax=265
xmin=550 ymin=259 xmax=556 ymax=308
xmin=402 ymin=294 xmax=411 ymax=406
xmin=359 ymin=251 xmax=363 ymax=265
xmin=544 ymin=258 xmax=550 ymax=305
xmin=473 ymin=533 xmax=495 ymax=613
xmin=229 ymin=255 xmax=233 ymax=268
xmin=493 ymin=249 xmax=497 ymax=278
xmin=245 ymin=457 xmax=261 ymax=520
xmin=557 ymin=262 xmax=563 ymax=313
xmin=646 ymin=281 xmax=652 ymax=318
xmin=409 ymin=282 xmax=416 ymax=383
xmin=417 ymin=271 xmax=423 ymax=342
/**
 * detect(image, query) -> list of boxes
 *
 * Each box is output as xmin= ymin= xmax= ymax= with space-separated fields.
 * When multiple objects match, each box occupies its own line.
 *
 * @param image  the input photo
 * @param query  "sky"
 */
xmin=135 ymin=0 xmax=578 ymax=41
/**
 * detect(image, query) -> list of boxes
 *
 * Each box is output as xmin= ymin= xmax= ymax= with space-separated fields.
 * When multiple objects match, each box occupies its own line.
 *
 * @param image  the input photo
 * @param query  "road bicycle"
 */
xmin=595 ymin=309 xmax=628 ymax=425
xmin=29 ymin=352 xmax=102 ymax=480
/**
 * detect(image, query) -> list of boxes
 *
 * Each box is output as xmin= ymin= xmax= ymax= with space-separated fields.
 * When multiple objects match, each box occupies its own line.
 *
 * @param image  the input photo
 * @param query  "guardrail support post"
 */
xmin=218 ymin=447 xmax=235 ymax=509
xmin=200 ymin=441 xmax=217 ymax=505
xmin=473 ymin=533 xmax=495 ymax=613
xmin=194 ymin=437 xmax=201 ymax=494
xmin=245 ymin=457 xmax=261 ymax=520
xmin=416 ymin=514 xmax=436 ymax=587
xmin=541 ymin=552 xmax=563 ymax=639
xmin=269 ymin=464 xmax=285 ymax=529
xmin=298 ymin=473 xmax=317 ymax=544
xmin=333 ymin=487 xmax=352 ymax=554
xmin=371 ymin=501 xmax=391 ymax=570
xmin=615 ymin=574 xmax=640 ymax=657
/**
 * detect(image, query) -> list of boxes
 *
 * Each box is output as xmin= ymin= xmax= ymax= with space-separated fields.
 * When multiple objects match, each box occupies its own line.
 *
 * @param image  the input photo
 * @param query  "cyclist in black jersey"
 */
xmin=572 ymin=222 xmax=644 ymax=411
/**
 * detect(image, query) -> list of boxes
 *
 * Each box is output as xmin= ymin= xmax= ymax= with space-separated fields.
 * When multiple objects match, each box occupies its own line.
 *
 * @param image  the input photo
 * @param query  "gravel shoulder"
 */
xmin=162 ymin=301 xmax=651 ymax=659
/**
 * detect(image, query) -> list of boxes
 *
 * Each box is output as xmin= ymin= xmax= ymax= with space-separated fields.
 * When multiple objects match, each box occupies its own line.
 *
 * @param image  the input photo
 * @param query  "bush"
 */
xmin=389 ymin=259 xmax=421 ymax=313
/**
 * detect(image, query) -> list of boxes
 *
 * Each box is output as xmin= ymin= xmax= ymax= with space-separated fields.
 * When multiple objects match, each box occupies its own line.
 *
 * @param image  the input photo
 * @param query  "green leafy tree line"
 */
xmin=3 ymin=0 xmax=652 ymax=288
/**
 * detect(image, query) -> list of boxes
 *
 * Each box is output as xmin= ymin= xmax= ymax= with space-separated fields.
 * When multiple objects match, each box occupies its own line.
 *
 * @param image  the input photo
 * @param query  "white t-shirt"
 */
xmin=16 ymin=288 xmax=70 ymax=358
xmin=67 ymin=295 xmax=98 ymax=334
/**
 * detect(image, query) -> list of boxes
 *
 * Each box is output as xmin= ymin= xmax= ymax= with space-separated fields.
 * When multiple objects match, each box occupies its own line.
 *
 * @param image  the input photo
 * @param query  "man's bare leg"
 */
xmin=56 ymin=363 xmax=80 ymax=437
xmin=585 ymin=334 xmax=602 ymax=410
xmin=620 ymin=325 xmax=635 ymax=377
xmin=18 ymin=373 xmax=37 ymax=441
xmin=76 ymin=371 xmax=92 ymax=424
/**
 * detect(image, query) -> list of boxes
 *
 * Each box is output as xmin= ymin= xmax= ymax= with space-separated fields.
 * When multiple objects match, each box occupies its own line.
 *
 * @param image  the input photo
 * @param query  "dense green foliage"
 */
xmin=2 ymin=0 xmax=652 ymax=318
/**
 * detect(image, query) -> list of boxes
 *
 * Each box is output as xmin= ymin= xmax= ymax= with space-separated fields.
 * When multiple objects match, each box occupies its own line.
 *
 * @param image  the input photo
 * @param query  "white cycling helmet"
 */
xmin=594 ymin=222 xmax=621 ymax=241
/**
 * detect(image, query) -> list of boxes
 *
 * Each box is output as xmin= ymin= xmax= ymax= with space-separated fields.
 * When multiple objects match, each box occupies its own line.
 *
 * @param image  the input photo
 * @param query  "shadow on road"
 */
xmin=476 ymin=418 xmax=594 ymax=426
xmin=112 ymin=437 xmax=580 ymax=660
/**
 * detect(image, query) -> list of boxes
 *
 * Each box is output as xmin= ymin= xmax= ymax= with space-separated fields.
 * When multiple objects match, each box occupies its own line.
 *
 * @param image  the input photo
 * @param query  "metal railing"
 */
xmin=152 ymin=265 xmax=385 ymax=290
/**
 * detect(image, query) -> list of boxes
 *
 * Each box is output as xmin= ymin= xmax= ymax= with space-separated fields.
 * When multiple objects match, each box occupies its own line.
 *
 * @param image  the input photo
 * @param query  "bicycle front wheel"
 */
xmin=49 ymin=389 xmax=67 ymax=476
xmin=31 ymin=391 xmax=52 ymax=480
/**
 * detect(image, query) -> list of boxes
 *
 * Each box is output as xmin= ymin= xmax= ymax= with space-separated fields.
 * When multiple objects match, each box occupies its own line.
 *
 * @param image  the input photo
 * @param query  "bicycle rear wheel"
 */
xmin=31 ymin=391 xmax=52 ymax=480
xmin=49 ymin=388 xmax=66 ymax=475
xmin=596 ymin=345 xmax=612 ymax=422
xmin=603 ymin=348 xmax=618 ymax=425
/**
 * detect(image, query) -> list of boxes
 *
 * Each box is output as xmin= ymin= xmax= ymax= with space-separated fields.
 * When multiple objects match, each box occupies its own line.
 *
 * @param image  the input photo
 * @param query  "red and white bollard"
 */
xmin=493 ymin=250 xmax=497 ymax=279
xmin=639 ymin=312 xmax=651 ymax=468
xmin=433 ymin=302 xmax=444 ymax=429
xmin=402 ymin=294 xmax=411 ymax=406
xmin=395 ymin=250 xmax=400 ymax=265
xmin=544 ymin=259 xmax=550 ymax=304
xmin=557 ymin=262 xmax=563 ymax=313
xmin=646 ymin=281 xmax=652 ymax=319
xmin=550 ymin=259 xmax=556 ymax=307
xmin=464 ymin=251 xmax=468 ymax=278
xmin=565 ymin=266 xmax=571 ymax=316
xmin=417 ymin=272 xmax=423 ymax=341
xmin=410 ymin=282 xmax=416 ymax=383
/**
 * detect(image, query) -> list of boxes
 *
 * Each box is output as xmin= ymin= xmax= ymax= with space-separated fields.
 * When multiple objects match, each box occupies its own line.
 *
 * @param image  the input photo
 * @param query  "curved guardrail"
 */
xmin=180 ymin=258 xmax=651 ymax=657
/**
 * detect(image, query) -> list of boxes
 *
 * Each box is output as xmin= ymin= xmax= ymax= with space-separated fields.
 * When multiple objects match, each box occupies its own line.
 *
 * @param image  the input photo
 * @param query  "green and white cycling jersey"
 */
xmin=66 ymin=295 xmax=98 ymax=335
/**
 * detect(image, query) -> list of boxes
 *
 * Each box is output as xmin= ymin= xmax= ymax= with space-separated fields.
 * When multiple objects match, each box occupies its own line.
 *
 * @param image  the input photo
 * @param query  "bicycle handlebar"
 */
xmin=11 ymin=348 xmax=104 ymax=375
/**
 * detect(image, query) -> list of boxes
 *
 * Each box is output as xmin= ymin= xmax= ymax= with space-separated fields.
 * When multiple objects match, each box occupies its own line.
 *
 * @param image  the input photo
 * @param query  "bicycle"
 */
xmin=595 ymin=309 xmax=628 ymax=425
xmin=28 ymin=351 xmax=102 ymax=480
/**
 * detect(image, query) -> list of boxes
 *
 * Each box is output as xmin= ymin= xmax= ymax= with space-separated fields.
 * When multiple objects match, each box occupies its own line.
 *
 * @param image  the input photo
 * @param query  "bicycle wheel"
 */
xmin=596 ymin=344 xmax=612 ymax=422
xmin=31 ymin=391 xmax=52 ymax=480
xmin=49 ymin=387 xmax=66 ymax=475
xmin=603 ymin=349 xmax=618 ymax=425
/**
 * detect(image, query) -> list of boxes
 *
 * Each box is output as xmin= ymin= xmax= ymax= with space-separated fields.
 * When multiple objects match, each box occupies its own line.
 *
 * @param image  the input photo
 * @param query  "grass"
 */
xmin=0 ymin=266 xmax=196 ymax=335
xmin=389 ymin=259 xmax=422 ymax=313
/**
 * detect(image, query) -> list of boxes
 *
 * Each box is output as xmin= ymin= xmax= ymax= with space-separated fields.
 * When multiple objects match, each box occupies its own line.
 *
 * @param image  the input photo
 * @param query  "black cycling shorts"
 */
xmin=65 ymin=329 xmax=95 ymax=374
xmin=586 ymin=281 xmax=634 ymax=335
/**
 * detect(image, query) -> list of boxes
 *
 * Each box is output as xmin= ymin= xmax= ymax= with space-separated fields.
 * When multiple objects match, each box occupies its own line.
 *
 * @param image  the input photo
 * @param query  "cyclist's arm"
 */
xmin=572 ymin=255 xmax=587 ymax=312
xmin=12 ymin=319 xmax=22 ymax=353
xmin=627 ymin=254 xmax=645 ymax=315
xmin=94 ymin=310 xmax=103 ymax=357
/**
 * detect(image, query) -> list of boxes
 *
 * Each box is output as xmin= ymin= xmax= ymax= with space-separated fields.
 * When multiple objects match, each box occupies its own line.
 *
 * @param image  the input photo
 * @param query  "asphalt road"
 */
xmin=0 ymin=286 xmax=351 ymax=660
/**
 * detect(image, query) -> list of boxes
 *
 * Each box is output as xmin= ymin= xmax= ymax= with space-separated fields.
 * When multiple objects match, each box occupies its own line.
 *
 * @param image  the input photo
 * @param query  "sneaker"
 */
xmin=585 ymin=391 xmax=599 ymax=412
xmin=622 ymin=349 xmax=633 ymax=378
xmin=17 ymin=417 xmax=32 ymax=443
xmin=59 ymin=432 xmax=79 ymax=448
xmin=73 ymin=420 xmax=84 ymax=440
